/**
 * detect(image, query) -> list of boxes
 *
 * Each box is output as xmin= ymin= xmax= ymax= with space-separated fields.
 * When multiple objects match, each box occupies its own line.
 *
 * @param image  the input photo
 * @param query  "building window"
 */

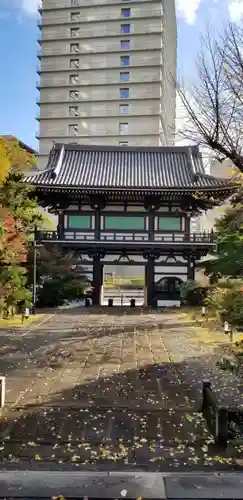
xmin=69 ymin=124 xmax=79 ymax=136
xmin=119 ymin=142 xmax=128 ymax=146
xmin=120 ymin=104 xmax=129 ymax=114
xmin=121 ymin=8 xmax=131 ymax=17
xmin=70 ymin=74 xmax=79 ymax=84
xmin=158 ymin=217 xmax=181 ymax=231
xmin=68 ymin=215 xmax=91 ymax=229
xmin=70 ymin=58 xmax=79 ymax=69
xmin=120 ymin=71 xmax=130 ymax=82
xmin=69 ymin=90 xmax=79 ymax=100
xmin=119 ymin=123 xmax=128 ymax=135
xmin=70 ymin=43 xmax=80 ymax=53
xmin=120 ymin=40 xmax=130 ymax=50
xmin=71 ymin=12 xmax=80 ymax=22
xmin=71 ymin=0 xmax=80 ymax=6
xmin=121 ymin=24 xmax=130 ymax=34
xmin=104 ymin=215 xmax=145 ymax=230
xmin=69 ymin=106 xmax=79 ymax=117
xmin=70 ymin=27 xmax=80 ymax=37
xmin=120 ymin=55 xmax=130 ymax=66
xmin=120 ymin=88 xmax=129 ymax=99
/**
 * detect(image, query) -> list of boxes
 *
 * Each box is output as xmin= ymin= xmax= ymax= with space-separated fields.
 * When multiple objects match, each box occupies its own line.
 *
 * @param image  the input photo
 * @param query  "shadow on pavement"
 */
xmin=0 ymin=355 xmax=242 ymax=472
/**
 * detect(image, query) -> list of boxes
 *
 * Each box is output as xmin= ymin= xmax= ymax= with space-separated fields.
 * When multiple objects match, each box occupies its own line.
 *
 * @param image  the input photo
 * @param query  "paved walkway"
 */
xmin=0 ymin=309 xmax=243 ymax=470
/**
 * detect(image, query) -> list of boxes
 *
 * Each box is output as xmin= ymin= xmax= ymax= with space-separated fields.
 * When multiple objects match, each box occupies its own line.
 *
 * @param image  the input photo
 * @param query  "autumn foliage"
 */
xmin=0 ymin=207 xmax=27 ymax=264
xmin=0 ymin=137 xmax=39 ymax=315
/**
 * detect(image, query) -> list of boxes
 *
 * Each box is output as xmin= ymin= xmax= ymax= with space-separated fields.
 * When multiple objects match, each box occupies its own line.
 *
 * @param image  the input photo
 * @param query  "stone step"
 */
xmin=1 ymin=407 xmax=242 ymax=469
xmin=0 ymin=407 xmax=209 ymax=445
xmin=0 ymin=438 xmax=241 ymax=470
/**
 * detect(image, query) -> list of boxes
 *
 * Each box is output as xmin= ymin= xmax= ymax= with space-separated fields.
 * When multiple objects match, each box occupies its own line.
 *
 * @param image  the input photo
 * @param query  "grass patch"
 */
xmin=0 ymin=314 xmax=45 ymax=328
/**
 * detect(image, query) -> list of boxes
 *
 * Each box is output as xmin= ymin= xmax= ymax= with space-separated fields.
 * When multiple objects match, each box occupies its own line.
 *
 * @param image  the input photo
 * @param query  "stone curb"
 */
xmin=0 ymin=471 xmax=243 ymax=498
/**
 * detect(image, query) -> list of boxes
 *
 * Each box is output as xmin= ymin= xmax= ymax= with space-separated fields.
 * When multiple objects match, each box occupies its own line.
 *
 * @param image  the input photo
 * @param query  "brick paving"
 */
xmin=0 ymin=309 xmax=243 ymax=470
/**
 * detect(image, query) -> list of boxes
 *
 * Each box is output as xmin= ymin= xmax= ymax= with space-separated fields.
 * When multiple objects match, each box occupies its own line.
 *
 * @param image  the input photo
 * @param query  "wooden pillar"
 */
xmin=58 ymin=211 xmax=64 ymax=239
xmin=94 ymin=209 xmax=100 ymax=240
xmin=184 ymin=215 xmax=190 ymax=242
xmin=146 ymin=256 xmax=155 ymax=307
xmin=187 ymin=253 xmax=195 ymax=280
xmin=92 ymin=254 xmax=103 ymax=306
xmin=148 ymin=210 xmax=154 ymax=241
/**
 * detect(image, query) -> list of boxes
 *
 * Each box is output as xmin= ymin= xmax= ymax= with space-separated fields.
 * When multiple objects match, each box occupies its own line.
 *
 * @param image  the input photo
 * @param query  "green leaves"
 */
xmin=26 ymin=247 xmax=89 ymax=308
xmin=199 ymin=200 xmax=243 ymax=280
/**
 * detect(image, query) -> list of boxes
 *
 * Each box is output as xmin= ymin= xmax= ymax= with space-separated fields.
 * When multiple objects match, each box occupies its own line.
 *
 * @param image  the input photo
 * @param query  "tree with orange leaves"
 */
xmin=0 ymin=138 xmax=42 ymax=315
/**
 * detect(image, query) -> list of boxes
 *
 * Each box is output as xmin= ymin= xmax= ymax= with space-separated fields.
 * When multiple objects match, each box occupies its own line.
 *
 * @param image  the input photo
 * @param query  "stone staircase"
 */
xmin=0 ymin=405 xmax=241 ymax=470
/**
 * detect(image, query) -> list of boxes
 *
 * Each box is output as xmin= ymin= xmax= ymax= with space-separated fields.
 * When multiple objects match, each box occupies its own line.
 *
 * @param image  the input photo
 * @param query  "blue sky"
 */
xmin=0 ymin=0 xmax=242 ymax=151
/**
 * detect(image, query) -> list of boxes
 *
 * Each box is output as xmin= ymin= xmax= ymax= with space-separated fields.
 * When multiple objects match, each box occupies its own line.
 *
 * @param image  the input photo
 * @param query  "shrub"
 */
xmin=180 ymin=280 xmax=209 ymax=306
xmin=205 ymin=286 xmax=229 ymax=313
xmin=206 ymin=281 xmax=243 ymax=327
xmin=221 ymin=288 xmax=243 ymax=326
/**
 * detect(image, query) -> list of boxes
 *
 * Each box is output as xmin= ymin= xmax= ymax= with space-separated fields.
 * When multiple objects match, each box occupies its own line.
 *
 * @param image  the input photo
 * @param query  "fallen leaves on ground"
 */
xmin=0 ymin=310 xmax=243 ymax=469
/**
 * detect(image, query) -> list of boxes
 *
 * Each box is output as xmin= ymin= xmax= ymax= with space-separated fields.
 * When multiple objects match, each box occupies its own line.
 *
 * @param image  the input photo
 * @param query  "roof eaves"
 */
xmin=24 ymin=167 xmax=55 ymax=183
xmin=196 ymin=173 xmax=238 ymax=186
xmin=33 ymin=184 xmax=234 ymax=192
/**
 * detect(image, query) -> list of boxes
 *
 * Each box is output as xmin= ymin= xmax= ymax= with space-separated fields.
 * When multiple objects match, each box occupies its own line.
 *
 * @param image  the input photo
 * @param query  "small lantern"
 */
xmin=224 ymin=321 xmax=230 ymax=334
xmin=25 ymin=307 xmax=30 ymax=318
xmin=22 ymin=307 xmax=30 ymax=324
xmin=224 ymin=321 xmax=233 ymax=342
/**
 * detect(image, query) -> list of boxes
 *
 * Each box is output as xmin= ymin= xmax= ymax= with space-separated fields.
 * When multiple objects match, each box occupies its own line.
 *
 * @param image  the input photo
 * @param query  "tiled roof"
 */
xmin=25 ymin=144 xmax=233 ymax=191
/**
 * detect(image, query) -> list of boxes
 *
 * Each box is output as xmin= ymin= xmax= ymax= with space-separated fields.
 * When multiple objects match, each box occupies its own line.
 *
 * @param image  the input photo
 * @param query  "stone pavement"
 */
xmin=0 ymin=309 xmax=243 ymax=471
xmin=1 ymin=471 xmax=243 ymax=498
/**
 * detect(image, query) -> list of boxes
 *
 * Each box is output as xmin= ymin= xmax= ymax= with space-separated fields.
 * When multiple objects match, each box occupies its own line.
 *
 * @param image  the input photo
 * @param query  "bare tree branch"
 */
xmin=177 ymin=22 xmax=243 ymax=172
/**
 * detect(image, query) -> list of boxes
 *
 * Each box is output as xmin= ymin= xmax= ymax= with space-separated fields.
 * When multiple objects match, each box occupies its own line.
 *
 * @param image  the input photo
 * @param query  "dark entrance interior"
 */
xmin=155 ymin=276 xmax=183 ymax=302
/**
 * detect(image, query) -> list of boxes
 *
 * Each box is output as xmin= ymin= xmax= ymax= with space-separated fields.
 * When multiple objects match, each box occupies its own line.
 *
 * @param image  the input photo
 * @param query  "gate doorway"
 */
xmin=102 ymin=264 xmax=145 ymax=306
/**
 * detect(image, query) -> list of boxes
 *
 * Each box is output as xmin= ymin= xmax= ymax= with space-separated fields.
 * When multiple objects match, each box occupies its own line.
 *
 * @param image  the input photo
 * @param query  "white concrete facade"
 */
xmin=37 ymin=0 xmax=177 ymax=169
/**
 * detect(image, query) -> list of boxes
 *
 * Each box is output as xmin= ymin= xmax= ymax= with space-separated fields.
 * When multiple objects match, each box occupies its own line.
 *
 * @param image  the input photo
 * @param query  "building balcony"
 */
xmin=34 ymin=230 xmax=215 ymax=251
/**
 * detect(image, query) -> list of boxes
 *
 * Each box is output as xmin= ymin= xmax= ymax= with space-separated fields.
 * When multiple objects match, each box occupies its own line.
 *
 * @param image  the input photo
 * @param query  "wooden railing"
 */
xmin=35 ymin=230 xmax=215 ymax=244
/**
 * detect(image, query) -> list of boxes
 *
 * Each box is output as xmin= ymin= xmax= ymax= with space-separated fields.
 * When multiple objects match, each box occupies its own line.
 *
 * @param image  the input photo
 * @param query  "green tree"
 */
xmin=0 ymin=265 xmax=32 ymax=317
xmin=27 ymin=246 xmax=89 ymax=308
xmin=0 ymin=142 xmax=42 ymax=315
xmin=199 ymin=195 xmax=243 ymax=280
xmin=0 ymin=170 xmax=43 ymax=232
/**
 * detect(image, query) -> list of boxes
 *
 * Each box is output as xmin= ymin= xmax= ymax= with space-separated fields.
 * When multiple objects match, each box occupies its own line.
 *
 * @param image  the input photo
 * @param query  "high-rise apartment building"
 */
xmin=37 ymin=0 xmax=177 ymax=169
